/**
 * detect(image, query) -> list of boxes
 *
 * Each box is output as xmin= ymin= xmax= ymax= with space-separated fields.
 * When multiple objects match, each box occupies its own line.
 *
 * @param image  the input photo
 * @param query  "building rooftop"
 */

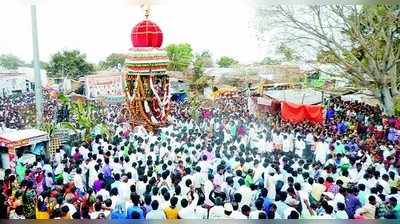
xmin=264 ymin=88 xmax=327 ymax=105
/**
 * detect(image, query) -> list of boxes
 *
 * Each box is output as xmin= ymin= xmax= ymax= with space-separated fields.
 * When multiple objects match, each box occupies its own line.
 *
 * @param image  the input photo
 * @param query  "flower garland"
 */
xmin=137 ymin=76 xmax=159 ymax=126
xmin=145 ymin=100 xmax=159 ymax=124
xmin=149 ymin=75 xmax=163 ymax=113
xmin=126 ymin=65 xmax=168 ymax=71
xmin=127 ymin=70 xmax=167 ymax=75
xmin=151 ymin=97 xmax=161 ymax=118
xmin=160 ymin=78 xmax=170 ymax=121
xmin=126 ymin=75 xmax=139 ymax=102
xmin=150 ymin=115 xmax=159 ymax=124
xmin=144 ymin=100 xmax=151 ymax=113
xmin=126 ymin=62 xmax=168 ymax=67
xmin=136 ymin=77 xmax=156 ymax=127
xmin=126 ymin=56 xmax=168 ymax=61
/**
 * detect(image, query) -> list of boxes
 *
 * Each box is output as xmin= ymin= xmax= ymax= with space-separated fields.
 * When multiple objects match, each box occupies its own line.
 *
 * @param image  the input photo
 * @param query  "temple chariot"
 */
xmin=124 ymin=10 xmax=171 ymax=133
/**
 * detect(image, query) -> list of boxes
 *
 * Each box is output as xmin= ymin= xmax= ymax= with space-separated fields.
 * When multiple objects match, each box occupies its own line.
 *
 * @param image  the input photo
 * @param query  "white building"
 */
xmin=0 ymin=73 xmax=31 ymax=97
xmin=0 ymin=67 xmax=47 ymax=97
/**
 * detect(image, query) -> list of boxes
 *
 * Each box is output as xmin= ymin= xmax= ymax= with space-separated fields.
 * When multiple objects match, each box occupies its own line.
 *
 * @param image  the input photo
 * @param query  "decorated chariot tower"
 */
xmin=124 ymin=6 xmax=171 ymax=133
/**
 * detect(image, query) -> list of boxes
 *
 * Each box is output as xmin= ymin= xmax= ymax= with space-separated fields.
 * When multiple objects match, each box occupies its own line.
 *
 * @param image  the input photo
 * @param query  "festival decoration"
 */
xmin=124 ymin=7 xmax=171 ymax=133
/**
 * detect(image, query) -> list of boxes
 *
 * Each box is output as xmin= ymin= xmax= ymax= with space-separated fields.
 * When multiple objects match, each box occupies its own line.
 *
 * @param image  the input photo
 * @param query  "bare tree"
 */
xmin=256 ymin=5 xmax=400 ymax=114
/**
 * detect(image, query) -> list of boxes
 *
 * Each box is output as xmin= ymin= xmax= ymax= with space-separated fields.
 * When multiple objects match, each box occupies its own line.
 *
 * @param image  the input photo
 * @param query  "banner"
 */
xmin=257 ymin=97 xmax=272 ymax=106
xmin=281 ymin=101 xmax=323 ymax=124
xmin=86 ymin=74 xmax=123 ymax=99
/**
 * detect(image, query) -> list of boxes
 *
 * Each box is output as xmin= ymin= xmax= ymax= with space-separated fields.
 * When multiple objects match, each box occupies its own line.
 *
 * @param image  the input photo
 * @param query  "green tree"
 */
xmin=99 ymin=53 xmax=127 ymax=70
xmin=0 ymin=54 xmax=25 ymax=70
xmin=260 ymin=57 xmax=280 ymax=65
xmin=165 ymin=43 xmax=193 ymax=71
xmin=199 ymin=50 xmax=213 ymax=68
xmin=256 ymin=5 xmax=400 ymax=114
xmin=277 ymin=44 xmax=300 ymax=62
xmin=57 ymin=94 xmax=110 ymax=142
xmin=316 ymin=50 xmax=338 ymax=64
xmin=217 ymin=56 xmax=238 ymax=68
xmin=193 ymin=54 xmax=205 ymax=77
xmin=394 ymin=96 xmax=400 ymax=116
xmin=45 ymin=50 xmax=95 ymax=79
xmin=25 ymin=60 xmax=48 ymax=68
xmin=193 ymin=50 xmax=212 ymax=76
xmin=190 ymin=51 xmax=212 ymax=95
xmin=188 ymin=94 xmax=202 ymax=121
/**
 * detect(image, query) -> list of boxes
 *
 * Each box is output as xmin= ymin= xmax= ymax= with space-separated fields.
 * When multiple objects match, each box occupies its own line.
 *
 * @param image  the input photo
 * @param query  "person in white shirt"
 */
xmin=230 ymin=203 xmax=247 ymax=219
xmin=249 ymin=199 xmax=266 ymax=219
xmin=332 ymin=188 xmax=346 ymax=210
xmin=119 ymin=176 xmax=131 ymax=201
xmin=97 ymin=184 xmax=110 ymax=200
xmin=194 ymin=202 xmax=208 ymax=219
xmin=275 ymin=191 xmax=292 ymax=219
xmin=178 ymin=195 xmax=198 ymax=219
xmin=146 ymin=200 xmax=166 ymax=219
xmin=317 ymin=205 xmax=335 ymax=219
xmin=110 ymin=174 xmax=122 ymax=192
xmin=111 ymin=157 xmax=123 ymax=175
xmin=236 ymin=179 xmax=252 ymax=207
xmin=62 ymin=196 xmax=77 ymax=216
xmin=209 ymin=197 xmax=225 ymax=219
xmin=282 ymin=134 xmax=293 ymax=153
xmin=335 ymin=202 xmax=349 ymax=219
xmin=192 ymin=166 xmax=206 ymax=189
xmin=79 ymin=145 xmax=90 ymax=160
xmin=314 ymin=139 xmax=325 ymax=164
xmin=204 ymin=175 xmax=215 ymax=207
xmin=160 ymin=192 xmax=171 ymax=210
xmin=73 ymin=168 xmax=85 ymax=192
xmin=349 ymin=163 xmax=365 ymax=184
xmin=379 ymin=174 xmax=391 ymax=195
xmin=294 ymin=136 xmax=306 ymax=158
xmin=264 ymin=171 xmax=278 ymax=200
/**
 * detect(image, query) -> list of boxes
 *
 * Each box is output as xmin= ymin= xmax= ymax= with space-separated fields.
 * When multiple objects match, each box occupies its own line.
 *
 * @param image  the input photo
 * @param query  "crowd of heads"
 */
xmin=0 ymin=91 xmax=399 ymax=219
xmin=0 ymin=90 xmax=58 ymax=129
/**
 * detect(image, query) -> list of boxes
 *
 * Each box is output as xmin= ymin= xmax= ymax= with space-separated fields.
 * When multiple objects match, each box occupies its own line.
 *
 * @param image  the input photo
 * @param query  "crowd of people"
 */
xmin=0 ymin=91 xmax=399 ymax=220
xmin=0 ymin=90 xmax=58 ymax=129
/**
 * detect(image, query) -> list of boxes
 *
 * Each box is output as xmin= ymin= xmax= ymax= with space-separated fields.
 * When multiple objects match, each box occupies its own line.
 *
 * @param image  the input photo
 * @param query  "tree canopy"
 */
xmin=256 ymin=5 xmax=400 ymax=114
xmin=260 ymin=57 xmax=280 ymax=65
xmin=198 ymin=50 xmax=213 ymax=68
xmin=0 ymin=54 xmax=25 ymax=70
xmin=99 ymin=53 xmax=127 ymax=71
xmin=190 ymin=51 xmax=212 ymax=95
xmin=45 ymin=50 xmax=95 ymax=79
xmin=26 ymin=60 xmax=48 ymax=69
xmin=217 ymin=56 xmax=238 ymax=68
xmin=395 ymin=96 xmax=400 ymax=116
xmin=277 ymin=43 xmax=300 ymax=62
xmin=193 ymin=50 xmax=213 ymax=76
xmin=165 ymin=43 xmax=193 ymax=71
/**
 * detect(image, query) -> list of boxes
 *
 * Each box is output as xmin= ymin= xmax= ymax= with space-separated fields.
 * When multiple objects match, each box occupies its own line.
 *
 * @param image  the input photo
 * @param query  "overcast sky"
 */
xmin=0 ymin=0 xmax=275 ymax=64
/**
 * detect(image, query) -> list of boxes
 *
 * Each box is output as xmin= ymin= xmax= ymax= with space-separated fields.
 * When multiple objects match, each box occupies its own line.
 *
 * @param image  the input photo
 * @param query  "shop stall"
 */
xmin=0 ymin=129 xmax=49 ymax=171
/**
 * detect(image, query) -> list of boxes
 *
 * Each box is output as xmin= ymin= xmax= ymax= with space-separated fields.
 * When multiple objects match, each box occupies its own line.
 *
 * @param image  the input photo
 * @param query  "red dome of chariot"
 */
xmin=131 ymin=20 xmax=163 ymax=48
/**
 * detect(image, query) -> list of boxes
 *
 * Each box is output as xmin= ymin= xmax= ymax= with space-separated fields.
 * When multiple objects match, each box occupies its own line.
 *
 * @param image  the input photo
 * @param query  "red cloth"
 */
xmin=131 ymin=20 xmax=163 ymax=48
xmin=395 ymin=118 xmax=400 ymax=129
xmin=281 ymin=101 xmax=323 ymax=124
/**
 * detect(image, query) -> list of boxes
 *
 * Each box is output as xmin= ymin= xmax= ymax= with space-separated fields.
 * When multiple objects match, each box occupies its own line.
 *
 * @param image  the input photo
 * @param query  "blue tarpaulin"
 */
xmin=172 ymin=92 xmax=187 ymax=102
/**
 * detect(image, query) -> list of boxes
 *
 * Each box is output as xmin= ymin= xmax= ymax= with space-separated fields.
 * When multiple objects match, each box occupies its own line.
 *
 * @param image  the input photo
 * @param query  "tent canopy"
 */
xmin=0 ymin=129 xmax=49 ymax=148
xmin=281 ymin=101 xmax=323 ymax=124
xmin=265 ymin=89 xmax=327 ymax=105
